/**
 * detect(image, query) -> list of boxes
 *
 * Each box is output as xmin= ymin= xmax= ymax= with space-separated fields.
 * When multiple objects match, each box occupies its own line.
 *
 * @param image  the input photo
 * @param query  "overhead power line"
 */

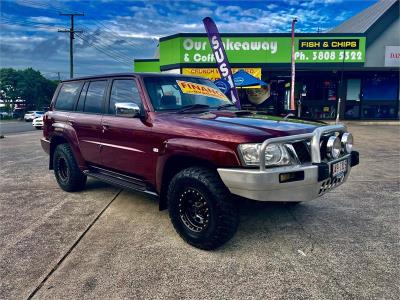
xmin=74 ymin=33 xmax=131 ymax=65
xmin=58 ymin=13 xmax=84 ymax=79
xmin=5 ymin=0 xmax=146 ymax=69
xmin=0 ymin=16 xmax=133 ymax=66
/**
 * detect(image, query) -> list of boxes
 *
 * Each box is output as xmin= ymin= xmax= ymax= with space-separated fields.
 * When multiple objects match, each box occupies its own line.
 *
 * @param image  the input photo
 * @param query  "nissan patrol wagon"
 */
xmin=41 ymin=73 xmax=359 ymax=250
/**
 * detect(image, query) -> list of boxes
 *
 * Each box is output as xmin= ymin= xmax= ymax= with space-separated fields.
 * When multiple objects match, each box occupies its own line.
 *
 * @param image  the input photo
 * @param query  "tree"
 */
xmin=0 ymin=68 xmax=59 ymax=110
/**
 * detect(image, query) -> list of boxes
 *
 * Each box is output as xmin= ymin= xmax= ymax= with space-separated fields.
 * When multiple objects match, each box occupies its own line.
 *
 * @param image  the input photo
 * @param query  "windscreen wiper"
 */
xmin=177 ymin=104 xmax=210 ymax=113
xmin=217 ymin=103 xmax=237 ymax=110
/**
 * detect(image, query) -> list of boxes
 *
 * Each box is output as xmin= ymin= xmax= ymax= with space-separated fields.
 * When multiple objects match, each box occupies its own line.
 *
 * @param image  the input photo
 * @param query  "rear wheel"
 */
xmin=168 ymin=167 xmax=239 ymax=250
xmin=53 ymin=144 xmax=86 ymax=192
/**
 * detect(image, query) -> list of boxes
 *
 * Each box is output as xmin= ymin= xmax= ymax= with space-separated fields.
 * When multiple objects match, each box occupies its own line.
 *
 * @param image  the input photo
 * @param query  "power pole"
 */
xmin=58 ymin=13 xmax=84 ymax=79
xmin=290 ymin=17 xmax=297 ymax=113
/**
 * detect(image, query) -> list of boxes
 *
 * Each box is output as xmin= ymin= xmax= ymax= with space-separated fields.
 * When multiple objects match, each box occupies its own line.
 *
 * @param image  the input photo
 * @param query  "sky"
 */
xmin=0 ymin=0 xmax=376 ymax=80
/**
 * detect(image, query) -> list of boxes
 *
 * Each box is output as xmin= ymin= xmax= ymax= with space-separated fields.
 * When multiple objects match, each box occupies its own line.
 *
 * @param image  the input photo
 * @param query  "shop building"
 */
xmin=134 ymin=0 xmax=399 ymax=120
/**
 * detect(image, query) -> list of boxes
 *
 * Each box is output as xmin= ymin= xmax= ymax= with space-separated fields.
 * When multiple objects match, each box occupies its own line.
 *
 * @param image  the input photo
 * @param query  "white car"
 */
xmin=32 ymin=116 xmax=44 ymax=129
xmin=24 ymin=111 xmax=44 ymax=122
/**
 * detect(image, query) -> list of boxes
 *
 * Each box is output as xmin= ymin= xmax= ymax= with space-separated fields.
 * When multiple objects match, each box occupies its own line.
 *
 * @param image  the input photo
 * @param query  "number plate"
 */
xmin=332 ymin=158 xmax=348 ymax=178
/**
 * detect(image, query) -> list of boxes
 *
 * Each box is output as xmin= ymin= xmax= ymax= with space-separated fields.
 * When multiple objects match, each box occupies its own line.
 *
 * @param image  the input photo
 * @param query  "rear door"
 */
xmin=70 ymin=80 xmax=108 ymax=165
xmin=100 ymin=77 xmax=153 ymax=179
xmin=50 ymin=81 xmax=82 ymax=135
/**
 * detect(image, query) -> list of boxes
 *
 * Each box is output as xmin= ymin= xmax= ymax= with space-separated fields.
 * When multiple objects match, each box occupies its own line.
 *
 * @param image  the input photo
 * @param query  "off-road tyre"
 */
xmin=168 ymin=167 xmax=239 ymax=250
xmin=53 ymin=143 xmax=86 ymax=192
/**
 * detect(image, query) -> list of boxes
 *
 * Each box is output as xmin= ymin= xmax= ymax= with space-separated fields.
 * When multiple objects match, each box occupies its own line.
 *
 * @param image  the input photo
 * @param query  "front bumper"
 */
xmin=219 ymin=154 xmax=358 ymax=202
xmin=218 ymin=124 xmax=359 ymax=202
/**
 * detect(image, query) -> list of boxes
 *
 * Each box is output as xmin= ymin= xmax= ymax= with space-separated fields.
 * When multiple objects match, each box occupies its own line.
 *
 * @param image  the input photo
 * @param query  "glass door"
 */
xmin=344 ymin=78 xmax=361 ymax=119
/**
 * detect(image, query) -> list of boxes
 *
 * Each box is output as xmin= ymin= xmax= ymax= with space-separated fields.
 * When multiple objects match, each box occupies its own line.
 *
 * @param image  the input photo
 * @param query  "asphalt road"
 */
xmin=0 ymin=125 xmax=399 ymax=299
xmin=0 ymin=120 xmax=36 ymax=135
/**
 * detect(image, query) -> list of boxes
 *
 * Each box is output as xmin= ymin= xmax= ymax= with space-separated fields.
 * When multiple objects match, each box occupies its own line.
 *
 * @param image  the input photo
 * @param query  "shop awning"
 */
xmin=233 ymin=69 xmax=267 ymax=87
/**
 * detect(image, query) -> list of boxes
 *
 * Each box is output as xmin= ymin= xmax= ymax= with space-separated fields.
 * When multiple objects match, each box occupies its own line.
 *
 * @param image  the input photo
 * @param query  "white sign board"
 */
xmin=384 ymin=46 xmax=400 ymax=67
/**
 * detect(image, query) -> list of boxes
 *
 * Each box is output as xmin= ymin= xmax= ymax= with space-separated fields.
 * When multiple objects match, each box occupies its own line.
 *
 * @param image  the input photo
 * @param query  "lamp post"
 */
xmin=290 ymin=18 xmax=298 ymax=113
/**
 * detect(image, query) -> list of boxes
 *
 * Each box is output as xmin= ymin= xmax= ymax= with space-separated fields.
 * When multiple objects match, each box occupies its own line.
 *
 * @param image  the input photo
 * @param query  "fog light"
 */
xmin=279 ymin=171 xmax=304 ymax=183
xmin=326 ymin=136 xmax=341 ymax=159
xmin=341 ymin=132 xmax=353 ymax=153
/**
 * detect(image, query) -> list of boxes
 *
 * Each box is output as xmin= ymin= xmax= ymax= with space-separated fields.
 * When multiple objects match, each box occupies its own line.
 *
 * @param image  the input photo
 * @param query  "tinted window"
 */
xmin=76 ymin=82 xmax=89 ymax=111
xmin=84 ymin=81 xmax=107 ymax=114
xmin=363 ymin=74 xmax=398 ymax=101
xmin=109 ymin=79 xmax=141 ymax=115
xmin=55 ymin=82 xmax=82 ymax=111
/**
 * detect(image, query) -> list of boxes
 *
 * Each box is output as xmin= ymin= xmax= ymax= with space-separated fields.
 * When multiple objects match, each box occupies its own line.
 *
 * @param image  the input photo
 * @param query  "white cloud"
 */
xmin=1 ymin=0 xmax=362 ymax=77
xmin=28 ymin=16 xmax=59 ymax=23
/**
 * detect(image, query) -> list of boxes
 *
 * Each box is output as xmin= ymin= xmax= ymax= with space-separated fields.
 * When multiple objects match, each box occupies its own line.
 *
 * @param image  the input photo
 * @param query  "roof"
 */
xmin=329 ymin=0 xmax=398 ymax=33
xmin=159 ymin=32 xmax=364 ymax=42
xmin=62 ymin=72 xmax=204 ymax=82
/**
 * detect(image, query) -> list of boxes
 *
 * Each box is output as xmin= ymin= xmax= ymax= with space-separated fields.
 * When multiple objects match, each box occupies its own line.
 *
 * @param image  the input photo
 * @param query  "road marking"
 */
xmin=26 ymin=189 xmax=122 ymax=300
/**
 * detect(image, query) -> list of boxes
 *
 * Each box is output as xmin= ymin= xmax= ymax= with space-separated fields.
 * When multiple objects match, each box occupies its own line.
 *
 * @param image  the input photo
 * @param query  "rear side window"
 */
xmin=109 ymin=79 xmax=141 ymax=115
xmin=55 ymin=82 xmax=82 ymax=111
xmin=76 ymin=82 xmax=89 ymax=112
xmin=84 ymin=81 xmax=107 ymax=114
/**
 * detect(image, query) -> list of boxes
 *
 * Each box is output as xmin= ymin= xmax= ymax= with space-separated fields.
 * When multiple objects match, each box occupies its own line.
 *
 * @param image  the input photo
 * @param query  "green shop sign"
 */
xmin=159 ymin=35 xmax=366 ymax=66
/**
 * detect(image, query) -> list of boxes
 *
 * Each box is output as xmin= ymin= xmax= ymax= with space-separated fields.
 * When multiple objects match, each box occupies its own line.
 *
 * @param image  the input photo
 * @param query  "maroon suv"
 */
xmin=41 ymin=73 xmax=359 ymax=250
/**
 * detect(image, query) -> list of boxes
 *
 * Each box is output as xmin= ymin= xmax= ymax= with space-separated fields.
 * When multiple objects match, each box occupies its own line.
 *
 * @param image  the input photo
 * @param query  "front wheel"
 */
xmin=168 ymin=167 xmax=239 ymax=250
xmin=53 ymin=143 xmax=87 ymax=192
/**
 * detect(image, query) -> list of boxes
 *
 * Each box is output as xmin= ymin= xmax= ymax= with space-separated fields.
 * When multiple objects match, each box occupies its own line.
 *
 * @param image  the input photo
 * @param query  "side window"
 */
xmin=84 ymin=81 xmax=107 ymax=114
xmin=76 ymin=82 xmax=89 ymax=111
xmin=55 ymin=82 xmax=82 ymax=111
xmin=109 ymin=79 xmax=141 ymax=115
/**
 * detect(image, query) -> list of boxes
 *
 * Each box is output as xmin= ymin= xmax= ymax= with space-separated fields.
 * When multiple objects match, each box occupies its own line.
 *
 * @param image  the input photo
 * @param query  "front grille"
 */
xmin=292 ymin=141 xmax=311 ymax=164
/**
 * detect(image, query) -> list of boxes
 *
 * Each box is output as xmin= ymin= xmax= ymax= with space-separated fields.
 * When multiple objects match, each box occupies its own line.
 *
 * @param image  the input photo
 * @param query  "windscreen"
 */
xmin=143 ymin=76 xmax=231 ymax=111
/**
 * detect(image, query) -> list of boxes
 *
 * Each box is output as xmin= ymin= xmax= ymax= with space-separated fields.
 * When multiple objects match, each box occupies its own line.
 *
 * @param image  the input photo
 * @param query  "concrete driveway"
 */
xmin=0 ymin=125 xmax=399 ymax=299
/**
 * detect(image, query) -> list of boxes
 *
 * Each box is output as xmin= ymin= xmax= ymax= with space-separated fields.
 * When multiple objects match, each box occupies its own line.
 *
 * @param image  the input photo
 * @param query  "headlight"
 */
xmin=341 ymin=132 xmax=353 ymax=153
xmin=326 ymin=136 xmax=341 ymax=159
xmin=238 ymin=143 xmax=295 ymax=167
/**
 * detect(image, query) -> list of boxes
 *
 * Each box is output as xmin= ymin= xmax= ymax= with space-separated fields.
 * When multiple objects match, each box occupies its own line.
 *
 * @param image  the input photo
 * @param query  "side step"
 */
xmin=83 ymin=167 xmax=158 ymax=197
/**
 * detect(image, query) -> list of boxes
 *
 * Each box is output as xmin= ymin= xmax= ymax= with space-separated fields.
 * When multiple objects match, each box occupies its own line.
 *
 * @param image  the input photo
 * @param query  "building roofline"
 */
xmin=329 ymin=0 xmax=398 ymax=33
xmin=159 ymin=32 xmax=365 ymax=42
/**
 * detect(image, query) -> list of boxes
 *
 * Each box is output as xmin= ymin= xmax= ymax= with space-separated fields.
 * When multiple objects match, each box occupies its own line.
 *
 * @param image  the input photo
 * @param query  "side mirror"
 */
xmin=115 ymin=102 xmax=141 ymax=118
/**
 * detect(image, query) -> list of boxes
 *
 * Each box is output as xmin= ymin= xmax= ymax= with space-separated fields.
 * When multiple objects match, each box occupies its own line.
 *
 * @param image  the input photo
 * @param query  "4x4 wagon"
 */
xmin=41 ymin=73 xmax=359 ymax=250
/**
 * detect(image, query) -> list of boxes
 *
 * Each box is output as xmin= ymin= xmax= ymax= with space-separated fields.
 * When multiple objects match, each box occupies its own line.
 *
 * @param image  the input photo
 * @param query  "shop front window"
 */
xmin=300 ymin=78 xmax=338 ymax=119
xmin=362 ymin=104 xmax=397 ymax=119
xmin=361 ymin=73 xmax=399 ymax=119
xmin=363 ymin=74 xmax=398 ymax=101
xmin=302 ymin=79 xmax=338 ymax=102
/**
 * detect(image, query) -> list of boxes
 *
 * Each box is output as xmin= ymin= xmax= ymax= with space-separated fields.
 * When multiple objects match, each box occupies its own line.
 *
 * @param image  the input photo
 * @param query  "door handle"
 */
xmin=102 ymin=124 xmax=109 ymax=133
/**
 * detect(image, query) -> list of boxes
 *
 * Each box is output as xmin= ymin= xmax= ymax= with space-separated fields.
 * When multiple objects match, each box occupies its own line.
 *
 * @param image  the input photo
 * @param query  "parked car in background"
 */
xmin=24 ymin=111 xmax=44 ymax=122
xmin=32 ymin=116 xmax=43 ymax=129
xmin=41 ymin=73 xmax=359 ymax=250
